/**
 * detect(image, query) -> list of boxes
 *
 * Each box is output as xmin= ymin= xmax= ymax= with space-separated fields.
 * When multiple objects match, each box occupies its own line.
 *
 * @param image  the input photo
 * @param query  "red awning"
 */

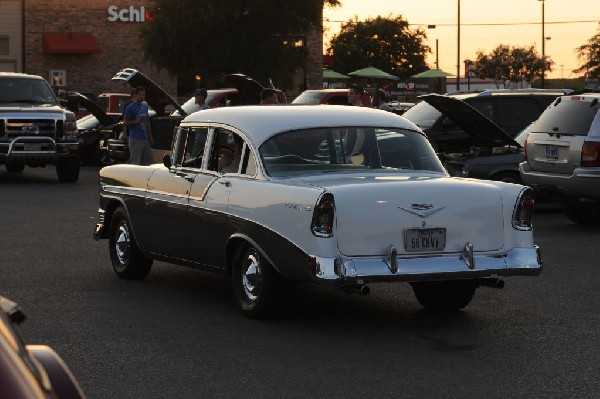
xmin=42 ymin=32 xmax=100 ymax=54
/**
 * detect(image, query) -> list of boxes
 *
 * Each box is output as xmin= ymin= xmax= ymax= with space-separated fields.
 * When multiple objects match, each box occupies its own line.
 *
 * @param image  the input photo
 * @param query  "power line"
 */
xmin=323 ymin=18 xmax=599 ymax=27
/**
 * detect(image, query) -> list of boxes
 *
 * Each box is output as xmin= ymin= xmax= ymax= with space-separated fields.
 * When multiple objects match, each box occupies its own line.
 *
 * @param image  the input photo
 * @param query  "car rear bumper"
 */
xmin=519 ymin=162 xmax=600 ymax=200
xmin=309 ymin=246 xmax=542 ymax=286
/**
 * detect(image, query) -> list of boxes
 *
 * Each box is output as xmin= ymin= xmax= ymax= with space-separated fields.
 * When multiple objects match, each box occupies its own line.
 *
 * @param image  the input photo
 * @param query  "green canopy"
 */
xmin=323 ymin=69 xmax=350 ymax=80
xmin=411 ymin=69 xmax=454 ymax=78
xmin=348 ymin=66 xmax=399 ymax=80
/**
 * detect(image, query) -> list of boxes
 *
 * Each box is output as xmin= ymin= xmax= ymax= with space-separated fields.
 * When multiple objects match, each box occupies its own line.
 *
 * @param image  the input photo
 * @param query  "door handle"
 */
xmin=176 ymin=172 xmax=195 ymax=183
xmin=219 ymin=180 xmax=231 ymax=187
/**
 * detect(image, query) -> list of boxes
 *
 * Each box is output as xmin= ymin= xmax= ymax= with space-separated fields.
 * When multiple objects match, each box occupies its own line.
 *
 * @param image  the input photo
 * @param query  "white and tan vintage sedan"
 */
xmin=93 ymin=105 xmax=542 ymax=318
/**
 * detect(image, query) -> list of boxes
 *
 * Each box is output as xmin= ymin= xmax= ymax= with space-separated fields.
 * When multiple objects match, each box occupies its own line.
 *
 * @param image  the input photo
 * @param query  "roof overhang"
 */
xmin=42 ymin=33 xmax=100 ymax=54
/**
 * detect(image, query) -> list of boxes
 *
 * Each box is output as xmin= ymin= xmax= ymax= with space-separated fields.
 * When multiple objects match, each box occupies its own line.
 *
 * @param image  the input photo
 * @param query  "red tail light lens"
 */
xmin=513 ymin=189 xmax=535 ymax=230
xmin=581 ymin=141 xmax=600 ymax=167
xmin=311 ymin=194 xmax=335 ymax=237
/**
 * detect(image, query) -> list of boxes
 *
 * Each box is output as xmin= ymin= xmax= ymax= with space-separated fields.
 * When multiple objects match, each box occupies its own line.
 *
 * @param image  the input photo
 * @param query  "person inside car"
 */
xmin=218 ymin=135 xmax=243 ymax=173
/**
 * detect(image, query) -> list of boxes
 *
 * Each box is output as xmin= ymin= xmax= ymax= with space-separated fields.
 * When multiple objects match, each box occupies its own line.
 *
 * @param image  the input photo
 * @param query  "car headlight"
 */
xmin=63 ymin=121 xmax=78 ymax=141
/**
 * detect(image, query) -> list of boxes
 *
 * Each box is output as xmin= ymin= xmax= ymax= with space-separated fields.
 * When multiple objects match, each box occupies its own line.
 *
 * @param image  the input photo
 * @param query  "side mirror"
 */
xmin=163 ymin=154 xmax=172 ymax=168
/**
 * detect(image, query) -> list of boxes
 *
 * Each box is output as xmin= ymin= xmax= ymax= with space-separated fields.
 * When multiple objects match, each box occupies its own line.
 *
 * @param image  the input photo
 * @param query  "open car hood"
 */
xmin=222 ymin=73 xmax=263 ymax=104
xmin=419 ymin=94 xmax=521 ymax=149
xmin=112 ymin=68 xmax=186 ymax=117
xmin=73 ymin=92 xmax=115 ymax=126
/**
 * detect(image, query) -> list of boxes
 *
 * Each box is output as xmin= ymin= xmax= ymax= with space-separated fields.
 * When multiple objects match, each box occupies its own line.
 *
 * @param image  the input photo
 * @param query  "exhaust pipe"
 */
xmin=341 ymin=284 xmax=371 ymax=295
xmin=478 ymin=278 xmax=505 ymax=289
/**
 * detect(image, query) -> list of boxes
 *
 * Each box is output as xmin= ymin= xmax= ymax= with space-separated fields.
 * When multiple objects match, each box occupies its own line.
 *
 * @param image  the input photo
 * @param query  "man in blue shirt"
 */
xmin=123 ymin=86 xmax=154 ymax=165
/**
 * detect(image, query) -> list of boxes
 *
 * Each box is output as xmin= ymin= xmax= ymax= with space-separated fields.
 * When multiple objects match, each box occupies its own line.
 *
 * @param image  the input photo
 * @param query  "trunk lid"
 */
xmin=300 ymin=174 xmax=506 ymax=256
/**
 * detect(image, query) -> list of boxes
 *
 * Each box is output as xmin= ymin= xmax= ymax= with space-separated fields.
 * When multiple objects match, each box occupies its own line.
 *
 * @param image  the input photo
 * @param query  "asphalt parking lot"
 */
xmin=1 ymin=165 xmax=598 ymax=399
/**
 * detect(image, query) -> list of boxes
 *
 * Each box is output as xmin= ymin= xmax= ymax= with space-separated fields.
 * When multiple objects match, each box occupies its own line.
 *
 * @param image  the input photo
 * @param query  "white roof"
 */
xmin=180 ymin=105 xmax=420 ymax=146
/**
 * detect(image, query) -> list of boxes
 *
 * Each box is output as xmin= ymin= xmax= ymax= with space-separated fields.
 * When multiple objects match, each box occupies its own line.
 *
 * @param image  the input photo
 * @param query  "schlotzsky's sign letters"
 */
xmin=107 ymin=5 xmax=156 ymax=22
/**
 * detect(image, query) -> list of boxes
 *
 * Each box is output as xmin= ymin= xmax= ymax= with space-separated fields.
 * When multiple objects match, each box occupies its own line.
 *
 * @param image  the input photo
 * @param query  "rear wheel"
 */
xmin=561 ymin=199 xmax=600 ymax=225
xmin=5 ymin=163 xmax=25 ymax=173
xmin=56 ymin=157 xmax=80 ymax=183
xmin=491 ymin=171 xmax=522 ymax=185
xmin=411 ymin=279 xmax=477 ymax=311
xmin=108 ymin=207 xmax=152 ymax=279
xmin=232 ymin=244 xmax=291 ymax=319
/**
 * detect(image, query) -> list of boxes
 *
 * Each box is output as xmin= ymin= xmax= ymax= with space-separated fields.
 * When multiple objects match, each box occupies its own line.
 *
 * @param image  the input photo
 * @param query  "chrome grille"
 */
xmin=5 ymin=119 xmax=57 ymax=138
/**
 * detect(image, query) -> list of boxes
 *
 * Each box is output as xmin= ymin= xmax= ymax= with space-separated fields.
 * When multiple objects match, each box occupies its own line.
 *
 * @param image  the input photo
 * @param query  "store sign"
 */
xmin=107 ymin=5 xmax=155 ymax=22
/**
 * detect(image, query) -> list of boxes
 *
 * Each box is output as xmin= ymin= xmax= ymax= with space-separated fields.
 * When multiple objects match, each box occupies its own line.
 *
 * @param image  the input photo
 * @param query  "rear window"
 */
xmin=532 ymin=98 xmax=600 ymax=136
xmin=291 ymin=92 xmax=326 ymax=105
xmin=259 ymin=127 xmax=444 ymax=177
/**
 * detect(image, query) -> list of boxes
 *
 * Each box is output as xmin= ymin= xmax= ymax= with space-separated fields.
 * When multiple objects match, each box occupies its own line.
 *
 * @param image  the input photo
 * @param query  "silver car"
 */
xmin=519 ymin=93 xmax=600 ymax=224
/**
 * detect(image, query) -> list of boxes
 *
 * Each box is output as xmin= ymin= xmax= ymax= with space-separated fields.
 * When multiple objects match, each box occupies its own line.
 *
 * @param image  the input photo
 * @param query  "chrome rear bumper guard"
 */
xmin=309 ymin=246 xmax=542 ymax=287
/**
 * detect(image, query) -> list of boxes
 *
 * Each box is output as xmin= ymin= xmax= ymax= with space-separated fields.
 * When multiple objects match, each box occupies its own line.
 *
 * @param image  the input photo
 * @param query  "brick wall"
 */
xmin=24 ymin=0 xmax=323 ymax=97
xmin=24 ymin=0 xmax=177 ymax=96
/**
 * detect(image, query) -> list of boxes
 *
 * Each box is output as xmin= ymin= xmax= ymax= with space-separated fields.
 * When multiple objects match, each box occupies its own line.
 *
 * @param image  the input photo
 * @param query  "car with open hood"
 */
xmin=403 ymin=89 xmax=571 ymax=154
xmin=106 ymin=68 xmax=286 ymax=163
xmin=418 ymin=93 xmax=528 ymax=184
xmin=93 ymin=105 xmax=542 ymax=318
xmin=75 ymin=92 xmax=121 ymax=165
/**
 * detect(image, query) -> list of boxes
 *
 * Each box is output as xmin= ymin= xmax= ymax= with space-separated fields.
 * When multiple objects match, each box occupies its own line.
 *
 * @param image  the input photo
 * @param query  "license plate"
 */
xmin=24 ymin=143 xmax=42 ymax=151
xmin=405 ymin=228 xmax=446 ymax=252
xmin=545 ymin=145 xmax=559 ymax=160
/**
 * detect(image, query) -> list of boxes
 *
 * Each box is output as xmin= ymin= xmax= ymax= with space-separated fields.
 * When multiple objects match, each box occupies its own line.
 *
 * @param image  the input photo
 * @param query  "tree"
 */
xmin=574 ymin=28 xmax=600 ymax=79
xmin=471 ymin=45 xmax=552 ymax=88
xmin=139 ymin=0 xmax=340 ymax=91
xmin=327 ymin=15 xmax=430 ymax=79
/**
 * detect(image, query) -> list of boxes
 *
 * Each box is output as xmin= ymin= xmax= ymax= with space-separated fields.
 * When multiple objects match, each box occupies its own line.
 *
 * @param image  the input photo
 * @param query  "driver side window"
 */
xmin=181 ymin=127 xmax=209 ymax=168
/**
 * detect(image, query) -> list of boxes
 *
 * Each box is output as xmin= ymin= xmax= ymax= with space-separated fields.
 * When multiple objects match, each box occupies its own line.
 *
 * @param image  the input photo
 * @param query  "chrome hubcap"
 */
xmin=242 ymin=252 xmax=262 ymax=301
xmin=115 ymin=221 xmax=130 ymax=264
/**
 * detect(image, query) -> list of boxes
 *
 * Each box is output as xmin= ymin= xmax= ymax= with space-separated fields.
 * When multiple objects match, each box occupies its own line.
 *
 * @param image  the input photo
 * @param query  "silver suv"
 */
xmin=519 ymin=93 xmax=600 ymax=224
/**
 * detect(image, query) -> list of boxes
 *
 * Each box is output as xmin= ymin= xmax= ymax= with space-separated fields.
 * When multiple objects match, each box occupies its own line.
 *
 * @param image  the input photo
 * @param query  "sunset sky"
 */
xmin=323 ymin=0 xmax=600 ymax=79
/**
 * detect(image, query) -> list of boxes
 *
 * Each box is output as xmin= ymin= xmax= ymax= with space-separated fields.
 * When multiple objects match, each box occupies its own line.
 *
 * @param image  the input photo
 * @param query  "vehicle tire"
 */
xmin=491 ymin=171 xmax=522 ymax=185
xmin=99 ymin=150 xmax=117 ymax=166
xmin=232 ymin=244 xmax=291 ymax=319
xmin=561 ymin=199 xmax=600 ymax=225
xmin=410 ymin=279 xmax=477 ymax=311
xmin=5 ymin=163 xmax=25 ymax=173
xmin=108 ymin=207 xmax=153 ymax=279
xmin=56 ymin=157 xmax=80 ymax=183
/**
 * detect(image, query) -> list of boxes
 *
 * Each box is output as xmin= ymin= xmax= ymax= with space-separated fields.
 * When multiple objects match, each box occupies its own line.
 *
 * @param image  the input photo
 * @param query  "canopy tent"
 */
xmin=411 ymin=69 xmax=454 ymax=78
xmin=323 ymin=69 xmax=350 ymax=79
xmin=348 ymin=66 xmax=399 ymax=80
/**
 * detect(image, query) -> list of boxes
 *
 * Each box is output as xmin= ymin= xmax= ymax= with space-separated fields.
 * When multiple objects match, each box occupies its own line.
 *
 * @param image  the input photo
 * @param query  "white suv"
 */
xmin=519 ymin=93 xmax=600 ymax=224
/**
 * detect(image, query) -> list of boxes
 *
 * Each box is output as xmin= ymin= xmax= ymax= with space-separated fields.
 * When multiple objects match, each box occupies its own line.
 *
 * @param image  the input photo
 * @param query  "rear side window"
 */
xmin=533 ymin=99 xmax=600 ymax=136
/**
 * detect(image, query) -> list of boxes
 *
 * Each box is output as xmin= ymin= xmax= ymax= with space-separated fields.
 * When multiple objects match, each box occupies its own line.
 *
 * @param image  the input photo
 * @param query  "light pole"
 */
xmin=456 ymin=0 xmax=461 ymax=91
xmin=539 ymin=0 xmax=545 ymax=88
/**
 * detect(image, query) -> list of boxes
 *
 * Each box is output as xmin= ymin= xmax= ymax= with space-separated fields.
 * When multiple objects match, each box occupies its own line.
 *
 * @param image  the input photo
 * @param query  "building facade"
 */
xmin=1 ymin=1 xmax=323 ymax=99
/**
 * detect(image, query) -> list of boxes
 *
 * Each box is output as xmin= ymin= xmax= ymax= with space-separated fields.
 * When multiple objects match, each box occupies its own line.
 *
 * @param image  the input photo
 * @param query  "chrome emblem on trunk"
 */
xmin=399 ymin=203 xmax=446 ymax=218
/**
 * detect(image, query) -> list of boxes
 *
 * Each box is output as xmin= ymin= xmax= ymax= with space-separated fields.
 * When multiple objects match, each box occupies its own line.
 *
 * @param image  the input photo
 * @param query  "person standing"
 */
xmin=193 ymin=88 xmax=210 ymax=111
xmin=376 ymin=89 xmax=392 ymax=111
xmin=347 ymin=84 xmax=365 ymax=106
xmin=123 ymin=86 xmax=154 ymax=165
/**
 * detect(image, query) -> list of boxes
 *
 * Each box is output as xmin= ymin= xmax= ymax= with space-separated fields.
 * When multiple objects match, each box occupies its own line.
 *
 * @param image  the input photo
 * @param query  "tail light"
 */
xmin=513 ymin=188 xmax=535 ymax=230
xmin=311 ymin=193 xmax=335 ymax=237
xmin=581 ymin=141 xmax=600 ymax=167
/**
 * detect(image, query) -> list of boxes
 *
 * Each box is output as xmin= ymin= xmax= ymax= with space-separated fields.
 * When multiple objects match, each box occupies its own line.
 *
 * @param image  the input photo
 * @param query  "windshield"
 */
xmin=259 ymin=127 xmax=445 ymax=177
xmin=401 ymin=101 xmax=442 ymax=130
xmin=0 ymin=77 xmax=59 ymax=105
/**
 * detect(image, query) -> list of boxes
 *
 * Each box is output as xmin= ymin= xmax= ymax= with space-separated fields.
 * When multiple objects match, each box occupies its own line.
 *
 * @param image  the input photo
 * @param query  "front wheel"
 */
xmin=108 ymin=207 xmax=152 ymax=279
xmin=232 ymin=245 xmax=291 ymax=319
xmin=56 ymin=157 xmax=80 ymax=183
xmin=411 ymin=279 xmax=477 ymax=311
xmin=5 ymin=163 xmax=25 ymax=173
